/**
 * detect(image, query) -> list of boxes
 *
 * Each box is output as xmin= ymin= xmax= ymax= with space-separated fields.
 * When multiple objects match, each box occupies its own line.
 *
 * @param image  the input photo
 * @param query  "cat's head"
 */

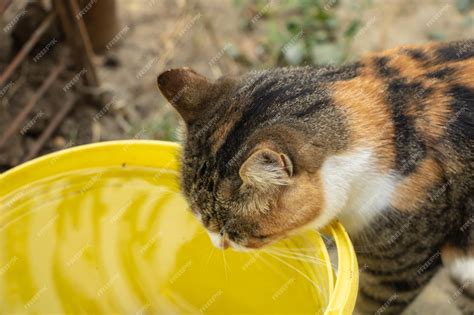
xmin=157 ymin=67 xmax=347 ymax=249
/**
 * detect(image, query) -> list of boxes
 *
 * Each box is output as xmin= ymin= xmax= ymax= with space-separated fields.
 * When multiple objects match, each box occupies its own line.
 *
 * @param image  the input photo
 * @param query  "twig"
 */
xmin=0 ymin=12 xmax=56 ymax=87
xmin=0 ymin=61 xmax=65 ymax=148
xmin=23 ymin=95 xmax=76 ymax=161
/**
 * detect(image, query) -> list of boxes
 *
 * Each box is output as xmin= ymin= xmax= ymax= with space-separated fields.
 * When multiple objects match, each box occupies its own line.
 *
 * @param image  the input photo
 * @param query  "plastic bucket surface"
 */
xmin=0 ymin=140 xmax=358 ymax=314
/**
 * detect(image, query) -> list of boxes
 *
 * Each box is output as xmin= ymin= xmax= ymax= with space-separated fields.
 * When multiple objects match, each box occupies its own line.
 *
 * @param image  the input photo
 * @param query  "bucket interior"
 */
xmin=0 ymin=141 xmax=344 ymax=314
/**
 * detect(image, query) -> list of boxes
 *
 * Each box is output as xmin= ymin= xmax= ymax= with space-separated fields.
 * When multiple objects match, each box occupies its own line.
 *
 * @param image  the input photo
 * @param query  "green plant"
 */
xmin=235 ymin=0 xmax=365 ymax=66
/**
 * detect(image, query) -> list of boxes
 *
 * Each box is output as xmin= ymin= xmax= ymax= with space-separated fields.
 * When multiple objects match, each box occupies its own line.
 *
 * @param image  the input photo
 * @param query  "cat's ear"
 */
xmin=239 ymin=149 xmax=293 ymax=190
xmin=157 ymin=68 xmax=212 ymax=122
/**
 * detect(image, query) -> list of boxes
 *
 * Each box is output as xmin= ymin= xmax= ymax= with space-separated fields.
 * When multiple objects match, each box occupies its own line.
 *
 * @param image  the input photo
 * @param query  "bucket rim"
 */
xmin=0 ymin=140 xmax=358 ymax=313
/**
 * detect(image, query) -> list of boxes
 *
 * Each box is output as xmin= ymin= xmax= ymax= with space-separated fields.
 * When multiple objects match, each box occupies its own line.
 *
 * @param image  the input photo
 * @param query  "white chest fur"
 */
xmin=313 ymin=148 xmax=398 ymax=236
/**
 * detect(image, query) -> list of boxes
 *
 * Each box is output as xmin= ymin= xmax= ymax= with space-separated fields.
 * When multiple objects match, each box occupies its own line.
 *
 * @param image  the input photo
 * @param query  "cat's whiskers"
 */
xmin=262 ymin=251 xmax=324 ymax=294
xmin=205 ymin=246 xmax=216 ymax=267
xmin=257 ymin=251 xmax=293 ymax=279
xmin=267 ymin=247 xmax=326 ymax=262
xmin=221 ymin=249 xmax=230 ymax=281
xmin=270 ymin=243 xmax=331 ymax=263
xmin=271 ymin=246 xmax=318 ymax=253
xmin=263 ymin=248 xmax=336 ymax=269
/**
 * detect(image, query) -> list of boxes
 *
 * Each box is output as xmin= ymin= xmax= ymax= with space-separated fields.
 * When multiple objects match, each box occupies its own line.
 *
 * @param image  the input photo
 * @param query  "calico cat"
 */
xmin=157 ymin=39 xmax=474 ymax=314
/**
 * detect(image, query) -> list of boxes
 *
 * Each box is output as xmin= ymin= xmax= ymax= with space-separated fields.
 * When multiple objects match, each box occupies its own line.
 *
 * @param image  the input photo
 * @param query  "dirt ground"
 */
xmin=1 ymin=0 xmax=472 ymax=167
xmin=1 ymin=0 xmax=473 ymax=313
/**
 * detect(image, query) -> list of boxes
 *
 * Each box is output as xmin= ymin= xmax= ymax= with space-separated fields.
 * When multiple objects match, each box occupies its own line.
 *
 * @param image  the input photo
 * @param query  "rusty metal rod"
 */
xmin=0 ymin=12 xmax=56 ymax=87
xmin=0 ymin=61 xmax=65 ymax=148
xmin=53 ymin=0 xmax=82 ymax=68
xmin=23 ymin=96 xmax=76 ymax=161
xmin=68 ymin=0 xmax=99 ymax=86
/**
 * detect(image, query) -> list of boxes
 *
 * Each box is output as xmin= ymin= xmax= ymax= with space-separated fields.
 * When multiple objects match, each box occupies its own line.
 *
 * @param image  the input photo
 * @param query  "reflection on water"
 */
xmin=0 ymin=166 xmax=326 ymax=314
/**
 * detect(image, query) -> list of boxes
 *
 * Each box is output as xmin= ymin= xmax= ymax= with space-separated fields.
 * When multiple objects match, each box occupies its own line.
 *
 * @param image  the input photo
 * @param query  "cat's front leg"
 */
xmin=442 ymin=199 xmax=474 ymax=315
xmin=443 ymin=250 xmax=474 ymax=315
xmin=354 ymin=221 xmax=443 ymax=315
xmin=354 ymin=243 xmax=443 ymax=314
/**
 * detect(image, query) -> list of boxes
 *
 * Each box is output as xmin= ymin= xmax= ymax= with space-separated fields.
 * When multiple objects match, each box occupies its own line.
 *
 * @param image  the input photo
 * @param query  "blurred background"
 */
xmin=0 ymin=1 xmax=472 ymax=313
xmin=0 ymin=0 xmax=472 ymax=172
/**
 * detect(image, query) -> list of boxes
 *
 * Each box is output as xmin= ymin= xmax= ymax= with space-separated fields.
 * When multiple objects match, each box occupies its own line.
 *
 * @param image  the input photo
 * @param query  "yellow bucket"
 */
xmin=0 ymin=140 xmax=358 ymax=314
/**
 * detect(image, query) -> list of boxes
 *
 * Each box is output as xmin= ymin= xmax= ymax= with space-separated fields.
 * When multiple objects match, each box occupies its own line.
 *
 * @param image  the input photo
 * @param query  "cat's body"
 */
xmin=158 ymin=39 xmax=474 ymax=314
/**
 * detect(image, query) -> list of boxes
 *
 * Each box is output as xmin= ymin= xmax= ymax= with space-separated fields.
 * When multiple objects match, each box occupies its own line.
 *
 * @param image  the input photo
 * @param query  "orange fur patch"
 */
xmin=442 ymin=243 xmax=474 ymax=264
xmin=246 ymin=171 xmax=324 ymax=248
xmin=331 ymin=70 xmax=395 ymax=172
xmin=391 ymin=157 xmax=443 ymax=211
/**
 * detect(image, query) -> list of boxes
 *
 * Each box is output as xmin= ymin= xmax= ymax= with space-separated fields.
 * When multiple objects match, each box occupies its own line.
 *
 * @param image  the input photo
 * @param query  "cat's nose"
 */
xmin=221 ymin=237 xmax=230 ymax=249
xmin=208 ymin=231 xmax=230 ymax=250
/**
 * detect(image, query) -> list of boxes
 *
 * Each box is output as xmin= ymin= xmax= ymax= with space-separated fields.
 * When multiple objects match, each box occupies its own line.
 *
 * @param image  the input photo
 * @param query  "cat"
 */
xmin=157 ymin=39 xmax=474 ymax=314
